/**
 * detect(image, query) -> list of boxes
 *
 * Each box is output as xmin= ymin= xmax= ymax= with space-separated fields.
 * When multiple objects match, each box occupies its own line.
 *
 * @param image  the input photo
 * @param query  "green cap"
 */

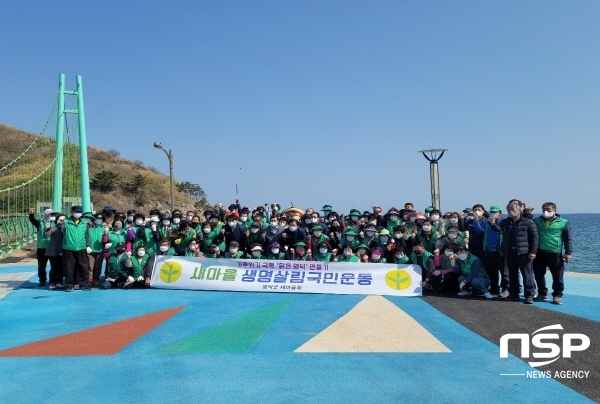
xmin=349 ymin=209 xmax=361 ymax=216
xmin=489 ymin=205 xmax=501 ymax=212
xmin=294 ymin=241 xmax=307 ymax=247
xmin=379 ymin=229 xmax=391 ymax=236
xmin=345 ymin=228 xmax=359 ymax=236
xmin=82 ymin=212 xmax=95 ymax=220
xmin=425 ymin=206 xmax=434 ymax=212
xmin=312 ymin=224 xmax=323 ymax=231
xmin=321 ymin=205 xmax=333 ymax=212
xmin=356 ymin=243 xmax=369 ymax=250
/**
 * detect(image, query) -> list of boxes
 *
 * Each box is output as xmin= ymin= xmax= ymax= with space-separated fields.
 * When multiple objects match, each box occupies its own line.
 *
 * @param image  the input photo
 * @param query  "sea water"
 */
xmin=561 ymin=214 xmax=599 ymax=274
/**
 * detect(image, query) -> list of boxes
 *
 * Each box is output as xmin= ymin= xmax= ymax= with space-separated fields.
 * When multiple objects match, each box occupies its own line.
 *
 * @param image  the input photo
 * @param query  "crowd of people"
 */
xmin=28 ymin=199 xmax=572 ymax=304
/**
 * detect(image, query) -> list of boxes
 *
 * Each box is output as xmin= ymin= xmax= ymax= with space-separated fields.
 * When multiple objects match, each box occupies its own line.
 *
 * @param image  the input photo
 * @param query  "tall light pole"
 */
xmin=418 ymin=148 xmax=448 ymax=211
xmin=154 ymin=142 xmax=175 ymax=209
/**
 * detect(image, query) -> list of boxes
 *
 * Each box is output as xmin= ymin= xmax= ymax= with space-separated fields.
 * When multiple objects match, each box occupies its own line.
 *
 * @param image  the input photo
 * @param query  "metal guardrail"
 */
xmin=0 ymin=215 xmax=37 ymax=259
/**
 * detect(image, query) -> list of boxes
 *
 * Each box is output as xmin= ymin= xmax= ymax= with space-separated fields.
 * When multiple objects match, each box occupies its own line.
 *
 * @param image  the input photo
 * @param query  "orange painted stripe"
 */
xmin=0 ymin=306 xmax=184 ymax=357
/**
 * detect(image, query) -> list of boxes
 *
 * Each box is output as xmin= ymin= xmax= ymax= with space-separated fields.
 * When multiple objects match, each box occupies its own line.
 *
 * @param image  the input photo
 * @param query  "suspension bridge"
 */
xmin=0 ymin=74 xmax=90 ymax=258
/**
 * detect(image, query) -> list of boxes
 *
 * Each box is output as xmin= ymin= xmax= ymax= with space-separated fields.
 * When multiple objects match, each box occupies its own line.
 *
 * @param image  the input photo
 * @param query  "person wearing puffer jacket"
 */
xmin=28 ymin=207 xmax=54 ymax=286
xmin=44 ymin=212 xmax=66 ymax=289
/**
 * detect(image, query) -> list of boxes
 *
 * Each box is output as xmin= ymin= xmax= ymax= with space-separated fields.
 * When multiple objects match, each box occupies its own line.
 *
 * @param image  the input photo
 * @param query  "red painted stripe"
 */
xmin=0 ymin=306 xmax=184 ymax=356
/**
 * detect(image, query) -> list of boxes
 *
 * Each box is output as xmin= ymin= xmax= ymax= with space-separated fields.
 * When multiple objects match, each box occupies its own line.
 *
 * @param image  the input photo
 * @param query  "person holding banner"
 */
xmin=225 ymin=241 xmax=245 ymax=258
xmin=250 ymin=244 xmax=267 ymax=259
xmin=143 ymin=239 xmax=176 ymax=287
xmin=287 ymin=241 xmax=310 ymax=261
xmin=267 ymin=242 xmax=286 ymax=260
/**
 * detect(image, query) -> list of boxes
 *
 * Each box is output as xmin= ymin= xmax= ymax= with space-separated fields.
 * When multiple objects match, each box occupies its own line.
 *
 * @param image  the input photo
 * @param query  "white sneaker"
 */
xmin=484 ymin=292 xmax=493 ymax=299
xmin=49 ymin=283 xmax=56 ymax=290
xmin=457 ymin=290 xmax=472 ymax=296
xmin=56 ymin=282 xmax=65 ymax=288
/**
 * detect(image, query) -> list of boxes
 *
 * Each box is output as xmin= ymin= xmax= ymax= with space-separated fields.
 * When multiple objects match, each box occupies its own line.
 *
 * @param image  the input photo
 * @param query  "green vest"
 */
xmin=458 ymin=254 xmax=487 ymax=279
xmin=224 ymin=251 xmax=245 ymax=259
xmin=107 ymin=253 xmax=130 ymax=278
xmin=267 ymin=252 xmax=286 ymax=260
xmin=107 ymin=230 xmax=127 ymax=253
xmin=89 ymin=226 xmax=105 ymax=253
xmin=337 ymin=254 xmax=359 ymax=262
xmin=410 ymin=250 xmax=433 ymax=268
xmin=62 ymin=218 xmax=89 ymax=251
xmin=36 ymin=222 xmax=51 ymax=249
xmin=131 ymin=254 xmax=149 ymax=278
xmin=393 ymin=255 xmax=410 ymax=265
xmin=314 ymin=252 xmax=333 ymax=262
xmin=417 ymin=231 xmax=439 ymax=253
xmin=534 ymin=215 xmax=568 ymax=253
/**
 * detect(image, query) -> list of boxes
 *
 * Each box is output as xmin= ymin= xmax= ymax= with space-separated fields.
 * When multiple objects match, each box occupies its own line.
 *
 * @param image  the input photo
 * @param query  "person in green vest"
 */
xmin=249 ymin=244 xmax=267 ymax=259
xmin=361 ymin=224 xmax=378 ymax=246
xmin=158 ymin=213 xmax=174 ymax=240
xmin=336 ymin=243 xmax=360 ymax=262
xmin=532 ymin=202 xmax=573 ymax=305
xmin=424 ymin=206 xmax=434 ymax=219
xmin=392 ymin=245 xmax=410 ymax=265
xmin=267 ymin=242 xmax=286 ymax=260
xmin=102 ymin=218 xmax=131 ymax=254
xmin=416 ymin=220 xmax=440 ymax=253
xmin=88 ymin=213 xmax=108 ymax=287
xmin=380 ymin=207 xmax=403 ymax=235
xmin=205 ymin=243 xmax=223 ymax=258
xmin=239 ymin=211 xmax=252 ymax=230
xmin=368 ymin=247 xmax=386 ymax=263
xmin=128 ymin=245 xmax=150 ymax=288
xmin=171 ymin=221 xmax=196 ymax=254
xmin=288 ymin=241 xmax=311 ymax=261
xmin=180 ymin=239 xmax=204 ymax=258
xmin=341 ymin=228 xmax=360 ymax=249
xmin=345 ymin=209 xmax=362 ymax=233
xmin=356 ymin=243 xmax=369 ymax=262
xmin=309 ymin=224 xmax=332 ymax=253
xmin=103 ymin=242 xmax=132 ymax=289
xmin=200 ymin=223 xmax=225 ymax=254
xmin=225 ymin=241 xmax=245 ymax=259
xmin=314 ymin=241 xmax=333 ymax=262
xmin=435 ymin=226 xmax=466 ymax=251
xmin=61 ymin=205 xmax=91 ymax=292
xmin=454 ymin=245 xmax=492 ymax=299
xmin=410 ymin=241 xmax=434 ymax=285
xmin=28 ymin=207 xmax=53 ymax=286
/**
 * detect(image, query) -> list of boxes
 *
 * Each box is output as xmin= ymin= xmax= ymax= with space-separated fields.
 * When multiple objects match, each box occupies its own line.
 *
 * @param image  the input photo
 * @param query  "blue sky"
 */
xmin=1 ymin=1 xmax=599 ymax=213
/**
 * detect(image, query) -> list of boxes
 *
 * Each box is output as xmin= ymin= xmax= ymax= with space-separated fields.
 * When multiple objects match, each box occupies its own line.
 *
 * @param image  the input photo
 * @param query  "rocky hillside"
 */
xmin=0 ymin=123 xmax=210 ymax=214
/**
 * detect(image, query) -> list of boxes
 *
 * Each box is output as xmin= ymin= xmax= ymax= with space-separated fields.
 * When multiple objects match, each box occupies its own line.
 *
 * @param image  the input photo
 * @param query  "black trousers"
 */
xmin=440 ymin=272 xmax=460 ymax=294
xmin=36 ymin=248 xmax=49 ymax=283
xmin=484 ymin=251 xmax=509 ymax=294
xmin=533 ymin=251 xmax=565 ymax=297
xmin=48 ymin=256 xmax=63 ymax=284
xmin=63 ymin=249 xmax=89 ymax=288
xmin=506 ymin=250 xmax=536 ymax=298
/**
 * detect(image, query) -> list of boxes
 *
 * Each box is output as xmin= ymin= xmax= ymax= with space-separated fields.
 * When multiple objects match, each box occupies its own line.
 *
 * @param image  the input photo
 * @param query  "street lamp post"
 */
xmin=154 ymin=142 xmax=175 ymax=209
xmin=418 ymin=148 xmax=448 ymax=211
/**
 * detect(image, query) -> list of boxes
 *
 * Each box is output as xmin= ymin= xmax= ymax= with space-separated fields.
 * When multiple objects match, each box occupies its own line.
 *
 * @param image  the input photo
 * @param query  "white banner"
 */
xmin=151 ymin=257 xmax=422 ymax=297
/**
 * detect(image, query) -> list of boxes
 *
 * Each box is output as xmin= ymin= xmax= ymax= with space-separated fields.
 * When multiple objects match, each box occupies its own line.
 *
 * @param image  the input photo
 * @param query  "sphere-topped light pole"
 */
xmin=418 ymin=148 xmax=448 ymax=211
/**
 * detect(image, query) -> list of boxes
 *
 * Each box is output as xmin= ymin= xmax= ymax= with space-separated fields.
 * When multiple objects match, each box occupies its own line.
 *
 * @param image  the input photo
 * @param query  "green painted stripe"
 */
xmin=154 ymin=298 xmax=293 ymax=354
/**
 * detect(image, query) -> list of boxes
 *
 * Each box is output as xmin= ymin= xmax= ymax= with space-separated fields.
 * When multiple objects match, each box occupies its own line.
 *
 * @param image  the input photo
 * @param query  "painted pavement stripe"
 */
xmin=153 ymin=298 xmax=293 ymax=354
xmin=295 ymin=295 xmax=451 ymax=353
xmin=0 ymin=272 xmax=35 ymax=300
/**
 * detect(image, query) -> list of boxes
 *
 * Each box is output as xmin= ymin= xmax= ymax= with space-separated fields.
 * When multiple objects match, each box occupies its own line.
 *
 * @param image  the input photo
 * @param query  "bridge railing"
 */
xmin=0 ymin=215 xmax=37 ymax=258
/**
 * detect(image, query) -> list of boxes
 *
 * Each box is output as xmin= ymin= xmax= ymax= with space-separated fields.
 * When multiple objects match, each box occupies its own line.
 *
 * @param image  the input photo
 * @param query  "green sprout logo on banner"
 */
xmin=159 ymin=261 xmax=182 ymax=283
xmin=385 ymin=269 xmax=411 ymax=290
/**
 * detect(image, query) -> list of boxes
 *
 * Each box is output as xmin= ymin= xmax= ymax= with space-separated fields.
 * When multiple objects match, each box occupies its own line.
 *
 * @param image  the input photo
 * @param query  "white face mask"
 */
xmin=543 ymin=210 xmax=554 ymax=219
xmin=319 ymin=248 xmax=328 ymax=254
xmin=313 ymin=231 xmax=322 ymax=237
xmin=489 ymin=213 xmax=498 ymax=219
xmin=422 ymin=225 xmax=432 ymax=232
xmin=94 ymin=219 xmax=103 ymax=226
xmin=358 ymin=249 xmax=366 ymax=255
xmin=271 ymin=221 xmax=278 ymax=227
xmin=240 ymin=216 xmax=248 ymax=222
xmin=395 ymin=254 xmax=404 ymax=259
xmin=137 ymin=250 xmax=146 ymax=257
xmin=228 ymin=221 xmax=237 ymax=227
xmin=159 ymin=246 xmax=169 ymax=252
xmin=271 ymin=248 xmax=280 ymax=255
xmin=173 ymin=218 xmax=180 ymax=224
xmin=474 ymin=210 xmax=483 ymax=218
xmin=450 ymin=218 xmax=458 ymax=224
xmin=389 ymin=215 xmax=398 ymax=221
xmin=252 ymin=251 xmax=261 ymax=257
xmin=163 ymin=220 xmax=170 ymax=226
xmin=135 ymin=220 xmax=143 ymax=226
xmin=211 ymin=218 xmax=218 ymax=223
xmin=229 ymin=248 xmax=238 ymax=254
xmin=251 ymin=228 xmax=259 ymax=234
xmin=203 ymin=227 xmax=211 ymax=234
xmin=289 ymin=226 xmax=297 ymax=232
xmin=366 ymin=231 xmax=375 ymax=237
xmin=410 ymin=217 xmax=417 ymax=223
xmin=448 ymin=233 xmax=458 ymax=239
xmin=395 ymin=232 xmax=403 ymax=238
xmin=509 ymin=211 xmax=519 ymax=217
xmin=73 ymin=213 xmax=82 ymax=219
xmin=292 ymin=215 xmax=300 ymax=220
xmin=128 ymin=216 xmax=134 ymax=222
xmin=458 ymin=253 xmax=468 ymax=261
xmin=444 ymin=250 xmax=453 ymax=257
xmin=49 ymin=217 xmax=56 ymax=222
xmin=344 ymin=250 xmax=352 ymax=256
xmin=380 ymin=236 xmax=389 ymax=244
xmin=151 ymin=216 xmax=159 ymax=222
xmin=186 ymin=215 xmax=193 ymax=221
xmin=189 ymin=245 xmax=197 ymax=251
xmin=430 ymin=214 xmax=439 ymax=221
xmin=305 ymin=218 xmax=312 ymax=224
xmin=371 ymin=254 xmax=381 ymax=260
xmin=346 ymin=235 xmax=355 ymax=241
xmin=311 ymin=218 xmax=318 ymax=223
xmin=350 ymin=216 xmax=359 ymax=221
